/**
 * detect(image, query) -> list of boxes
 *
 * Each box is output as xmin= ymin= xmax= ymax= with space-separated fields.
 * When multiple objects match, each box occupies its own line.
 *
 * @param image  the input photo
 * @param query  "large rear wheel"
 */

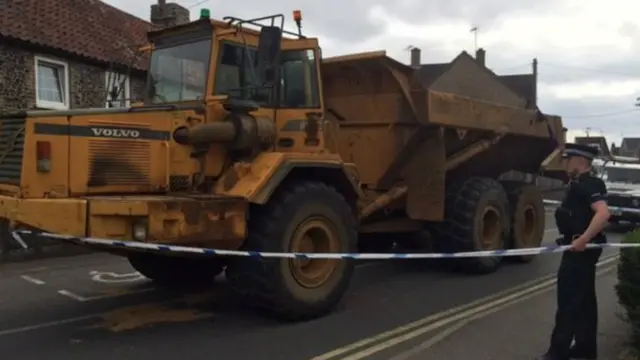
xmin=432 ymin=177 xmax=510 ymax=274
xmin=501 ymin=181 xmax=546 ymax=263
xmin=226 ymin=181 xmax=357 ymax=321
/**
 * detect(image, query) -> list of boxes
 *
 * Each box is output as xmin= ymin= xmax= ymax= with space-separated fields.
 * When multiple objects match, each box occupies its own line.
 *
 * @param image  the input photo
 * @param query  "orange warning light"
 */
xmin=293 ymin=10 xmax=302 ymax=22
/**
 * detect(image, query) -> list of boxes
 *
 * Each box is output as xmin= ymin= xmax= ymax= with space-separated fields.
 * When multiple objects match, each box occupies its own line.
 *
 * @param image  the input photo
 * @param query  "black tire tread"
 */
xmin=432 ymin=177 xmax=510 ymax=274
xmin=226 ymin=181 xmax=357 ymax=322
xmin=500 ymin=181 xmax=545 ymax=263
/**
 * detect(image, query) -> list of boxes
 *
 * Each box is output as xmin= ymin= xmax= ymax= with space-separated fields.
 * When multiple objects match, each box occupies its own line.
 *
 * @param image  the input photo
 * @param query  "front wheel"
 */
xmin=226 ymin=181 xmax=357 ymax=321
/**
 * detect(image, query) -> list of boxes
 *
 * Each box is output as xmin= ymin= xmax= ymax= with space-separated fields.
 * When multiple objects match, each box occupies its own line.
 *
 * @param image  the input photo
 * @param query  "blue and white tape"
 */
xmin=8 ymin=199 xmax=639 ymax=260
xmin=11 ymin=229 xmax=639 ymax=260
xmin=543 ymin=199 xmax=561 ymax=207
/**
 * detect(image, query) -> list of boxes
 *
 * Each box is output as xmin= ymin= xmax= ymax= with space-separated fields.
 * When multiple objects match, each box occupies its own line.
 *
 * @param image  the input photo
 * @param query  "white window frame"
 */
xmin=34 ymin=56 xmax=70 ymax=110
xmin=104 ymin=71 xmax=131 ymax=108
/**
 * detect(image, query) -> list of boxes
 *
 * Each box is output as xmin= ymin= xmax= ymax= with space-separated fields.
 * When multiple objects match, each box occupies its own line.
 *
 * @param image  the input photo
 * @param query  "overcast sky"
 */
xmin=104 ymin=0 xmax=640 ymax=146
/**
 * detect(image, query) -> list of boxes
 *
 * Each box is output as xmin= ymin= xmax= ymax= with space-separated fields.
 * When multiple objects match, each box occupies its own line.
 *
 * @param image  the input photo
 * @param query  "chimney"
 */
xmin=475 ymin=48 xmax=486 ymax=67
xmin=150 ymin=0 xmax=190 ymax=29
xmin=410 ymin=47 xmax=421 ymax=68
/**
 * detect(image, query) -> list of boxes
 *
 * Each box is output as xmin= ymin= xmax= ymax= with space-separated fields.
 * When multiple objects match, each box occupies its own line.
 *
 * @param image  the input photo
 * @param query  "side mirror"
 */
xmin=256 ymin=26 xmax=282 ymax=87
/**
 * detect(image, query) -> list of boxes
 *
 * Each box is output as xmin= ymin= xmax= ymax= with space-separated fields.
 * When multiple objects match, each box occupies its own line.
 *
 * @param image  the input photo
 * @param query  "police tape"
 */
xmin=543 ymin=199 xmax=561 ymax=207
xmin=10 ymin=229 xmax=640 ymax=260
xmin=543 ymin=199 xmax=640 ymax=214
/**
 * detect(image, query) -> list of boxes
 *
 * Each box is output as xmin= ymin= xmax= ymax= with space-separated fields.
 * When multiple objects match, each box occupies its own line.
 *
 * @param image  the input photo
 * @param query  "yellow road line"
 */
xmin=342 ymin=263 xmax=617 ymax=360
xmin=311 ymin=254 xmax=619 ymax=360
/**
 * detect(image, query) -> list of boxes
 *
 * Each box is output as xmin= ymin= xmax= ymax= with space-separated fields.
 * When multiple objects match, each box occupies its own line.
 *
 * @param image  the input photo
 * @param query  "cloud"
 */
xmin=103 ymin=0 xmax=640 ymax=146
xmin=540 ymin=80 xmax=640 ymax=100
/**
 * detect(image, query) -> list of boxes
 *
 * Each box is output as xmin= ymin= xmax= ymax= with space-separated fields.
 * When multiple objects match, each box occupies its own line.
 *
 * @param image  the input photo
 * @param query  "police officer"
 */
xmin=538 ymin=143 xmax=611 ymax=360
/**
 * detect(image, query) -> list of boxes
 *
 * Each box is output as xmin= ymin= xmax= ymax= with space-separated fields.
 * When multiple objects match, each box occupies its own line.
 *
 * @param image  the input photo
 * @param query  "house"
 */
xmin=618 ymin=138 xmax=640 ymax=157
xmin=0 ymin=0 xmax=190 ymax=113
xmin=409 ymin=47 xmax=565 ymax=191
xmin=409 ymin=47 xmax=538 ymax=109
xmin=574 ymin=136 xmax=611 ymax=157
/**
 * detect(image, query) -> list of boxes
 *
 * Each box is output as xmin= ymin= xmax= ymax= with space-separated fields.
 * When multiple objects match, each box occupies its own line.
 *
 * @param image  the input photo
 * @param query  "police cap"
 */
xmin=562 ymin=143 xmax=599 ymax=160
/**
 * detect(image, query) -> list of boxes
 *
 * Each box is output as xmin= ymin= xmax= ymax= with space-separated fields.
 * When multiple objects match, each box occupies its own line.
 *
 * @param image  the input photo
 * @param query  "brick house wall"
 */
xmin=0 ymin=41 xmax=146 ymax=113
xmin=0 ymin=0 xmax=192 ymax=259
xmin=0 ymin=0 xmax=194 ymax=115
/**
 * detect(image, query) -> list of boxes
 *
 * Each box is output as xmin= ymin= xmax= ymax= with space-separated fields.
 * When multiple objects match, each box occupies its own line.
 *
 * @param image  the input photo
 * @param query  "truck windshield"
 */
xmin=147 ymin=39 xmax=212 ymax=103
xmin=602 ymin=167 xmax=640 ymax=183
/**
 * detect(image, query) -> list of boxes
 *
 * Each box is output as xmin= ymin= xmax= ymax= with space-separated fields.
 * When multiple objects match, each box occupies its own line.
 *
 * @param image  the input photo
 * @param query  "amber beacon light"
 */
xmin=293 ymin=10 xmax=302 ymax=36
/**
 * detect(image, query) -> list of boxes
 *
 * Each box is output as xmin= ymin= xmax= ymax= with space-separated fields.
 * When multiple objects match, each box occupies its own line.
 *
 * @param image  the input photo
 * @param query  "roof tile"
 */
xmin=499 ymin=74 xmax=536 ymax=108
xmin=0 ymin=0 xmax=151 ymax=70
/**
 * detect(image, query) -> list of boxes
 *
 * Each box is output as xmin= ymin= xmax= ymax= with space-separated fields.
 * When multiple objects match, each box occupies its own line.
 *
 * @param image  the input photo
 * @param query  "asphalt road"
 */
xmin=0 ymin=213 xmax=624 ymax=360
xmin=390 ymin=269 xmax=625 ymax=360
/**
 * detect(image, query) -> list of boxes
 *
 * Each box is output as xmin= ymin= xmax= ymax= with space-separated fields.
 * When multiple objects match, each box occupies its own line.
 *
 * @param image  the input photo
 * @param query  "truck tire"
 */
xmin=128 ymin=254 xmax=225 ymax=285
xmin=226 ymin=181 xmax=357 ymax=321
xmin=432 ymin=177 xmax=510 ymax=274
xmin=501 ymin=181 xmax=546 ymax=263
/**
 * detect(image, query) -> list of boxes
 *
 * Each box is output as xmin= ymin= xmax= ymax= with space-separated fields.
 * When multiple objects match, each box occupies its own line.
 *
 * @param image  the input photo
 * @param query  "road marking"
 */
xmin=387 ymin=320 xmax=468 ymax=360
xmin=89 ymin=270 xmax=147 ymax=284
xmin=20 ymin=275 xmax=45 ymax=285
xmin=57 ymin=288 xmax=155 ymax=302
xmin=337 ymin=278 xmax=563 ymax=360
xmin=58 ymin=290 xmax=89 ymax=302
xmin=0 ymin=291 xmax=212 ymax=337
xmin=0 ymin=255 xmax=128 ymax=278
xmin=362 ymin=264 xmax=617 ymax=360
xmin=311 ymin=254 xmax=619 ymax=360
xmin=0 ymin=253 xmax=618 ymax=339
xmin=339 ymin=263 xmax=616 ymax=360
xmin=0 ymin=313 xmax=102 ymax=337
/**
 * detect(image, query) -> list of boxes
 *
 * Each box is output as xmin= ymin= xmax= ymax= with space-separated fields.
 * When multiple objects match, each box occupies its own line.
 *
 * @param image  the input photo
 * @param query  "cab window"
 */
xmin=147 ymin=39 xmax=211 ymax=103
xmin=213 ymin=42 xmax=320 ymax=108
xmin=279 ymin=49 xmax=320 ymax=108
xmin=213 ymin=42 xmax=270 ymax=103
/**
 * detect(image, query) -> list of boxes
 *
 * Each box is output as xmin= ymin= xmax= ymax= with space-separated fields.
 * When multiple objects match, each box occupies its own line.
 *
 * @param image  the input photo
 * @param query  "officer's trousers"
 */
xmin=548 ymin=248 xmax=603 ymax=356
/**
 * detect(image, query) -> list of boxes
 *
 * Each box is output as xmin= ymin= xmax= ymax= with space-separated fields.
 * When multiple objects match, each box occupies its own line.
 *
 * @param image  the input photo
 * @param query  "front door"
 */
xmin=274 ymin=39 xmax=324 ymax=153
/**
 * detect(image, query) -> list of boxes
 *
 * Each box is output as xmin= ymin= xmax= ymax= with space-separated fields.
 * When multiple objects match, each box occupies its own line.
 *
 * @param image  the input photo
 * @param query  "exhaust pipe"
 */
xmin=173 ymin=114 xmax=276 ymax=150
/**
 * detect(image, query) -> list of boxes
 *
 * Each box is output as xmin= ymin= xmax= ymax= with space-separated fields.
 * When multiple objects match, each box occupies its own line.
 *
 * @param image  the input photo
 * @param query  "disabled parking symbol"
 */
xmin=89 ymin=270 xmax=147 ymax=284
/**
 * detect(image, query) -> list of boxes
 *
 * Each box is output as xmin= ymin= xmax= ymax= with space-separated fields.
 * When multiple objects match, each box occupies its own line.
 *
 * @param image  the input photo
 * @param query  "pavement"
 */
xmin=0 ymin=213 xmax=628 ymax=360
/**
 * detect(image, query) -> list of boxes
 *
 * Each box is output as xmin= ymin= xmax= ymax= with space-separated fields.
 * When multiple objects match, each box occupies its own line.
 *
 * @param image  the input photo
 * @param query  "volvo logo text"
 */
xmin=91 ymin=128 xmax=141 ymax=138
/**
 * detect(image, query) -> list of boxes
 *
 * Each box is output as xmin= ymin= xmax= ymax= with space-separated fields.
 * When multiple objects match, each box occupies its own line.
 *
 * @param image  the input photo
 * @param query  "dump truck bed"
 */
xmin=321 ymin=50 xmax=562 ymax=138
xmin=320 ymin=50 xmax=564 ymax=187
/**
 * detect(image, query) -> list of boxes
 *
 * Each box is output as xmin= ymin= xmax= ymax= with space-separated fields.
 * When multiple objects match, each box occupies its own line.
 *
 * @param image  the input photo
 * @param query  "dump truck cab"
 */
xmin=143 ymin=11 xmax=328 ymax=154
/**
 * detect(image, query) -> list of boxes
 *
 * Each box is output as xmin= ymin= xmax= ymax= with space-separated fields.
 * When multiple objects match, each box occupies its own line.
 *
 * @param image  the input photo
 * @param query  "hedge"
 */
xmin=616 ymin=229 xmax=640 ymax=354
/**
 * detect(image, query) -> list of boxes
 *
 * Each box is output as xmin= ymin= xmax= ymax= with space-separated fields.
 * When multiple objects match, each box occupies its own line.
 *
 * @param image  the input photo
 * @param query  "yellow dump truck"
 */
xmin=0 ymin=10 xmax=565 ymax=321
